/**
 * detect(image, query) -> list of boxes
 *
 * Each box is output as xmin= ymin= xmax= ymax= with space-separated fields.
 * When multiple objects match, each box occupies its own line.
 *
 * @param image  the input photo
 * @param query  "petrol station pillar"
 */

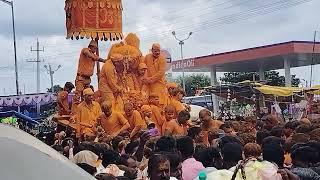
xmin=210 ymin=65 xmax=219 ymax=116
xmin=210 ymin=65 xmax=218 ymax=86
xmin=259 ymin=64 xmax=265 ymax=81
xmin=284 ymin=57 xmax=292 ymax=87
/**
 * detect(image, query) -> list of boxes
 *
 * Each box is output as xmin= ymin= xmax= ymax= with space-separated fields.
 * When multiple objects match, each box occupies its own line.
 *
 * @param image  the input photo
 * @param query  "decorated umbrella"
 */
xmin=64 ymin=0 xmax=123 ymax=78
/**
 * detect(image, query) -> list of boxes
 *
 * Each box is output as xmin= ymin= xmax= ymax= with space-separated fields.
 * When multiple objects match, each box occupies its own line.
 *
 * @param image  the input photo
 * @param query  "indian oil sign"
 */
xmin=171 ymin=59 xmax=195 ymax=70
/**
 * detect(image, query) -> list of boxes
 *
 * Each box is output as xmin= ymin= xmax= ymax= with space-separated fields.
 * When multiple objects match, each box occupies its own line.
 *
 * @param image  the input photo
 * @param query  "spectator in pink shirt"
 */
xmin=177 ymin=136 xmax=205 ymax=180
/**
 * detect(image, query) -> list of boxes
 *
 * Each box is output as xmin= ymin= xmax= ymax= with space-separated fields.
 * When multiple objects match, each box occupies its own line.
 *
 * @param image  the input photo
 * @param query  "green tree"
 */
xmin=220 ymin=71 xmax=300 ymax=87
xmin=47 ymin=85 xmax=63 ymax=93
xmin=175 ymin=74 xmax=211 ymax=96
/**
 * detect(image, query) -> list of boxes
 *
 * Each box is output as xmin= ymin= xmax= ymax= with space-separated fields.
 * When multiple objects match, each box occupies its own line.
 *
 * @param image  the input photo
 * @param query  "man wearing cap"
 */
xmin=144 ymin=43 xmax=169 ymax=106
xmin=99 ymin=53 xmax=125 ymax=112
xmin=76 ymin=88 xmax=103 ymax=138
xmin=73 ymin=40 xmax=106 ymax=110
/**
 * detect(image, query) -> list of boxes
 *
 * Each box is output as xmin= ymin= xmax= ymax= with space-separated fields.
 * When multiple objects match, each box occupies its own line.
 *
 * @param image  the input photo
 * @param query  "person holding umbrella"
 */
xmin=73 ymin=40 xmax=106 ymax=113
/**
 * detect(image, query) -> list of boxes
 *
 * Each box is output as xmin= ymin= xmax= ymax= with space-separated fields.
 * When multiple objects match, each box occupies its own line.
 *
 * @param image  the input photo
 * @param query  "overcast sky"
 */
xmin=0 ymin=0 xmax=319 ymax=95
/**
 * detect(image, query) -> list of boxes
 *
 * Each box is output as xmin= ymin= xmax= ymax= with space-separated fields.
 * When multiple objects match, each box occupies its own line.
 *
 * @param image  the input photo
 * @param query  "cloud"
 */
xmin=0 ymin=0 xmax=65 ymax=37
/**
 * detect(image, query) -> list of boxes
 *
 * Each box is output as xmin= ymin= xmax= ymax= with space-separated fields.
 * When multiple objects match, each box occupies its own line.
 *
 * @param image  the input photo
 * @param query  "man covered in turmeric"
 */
xmin=73 ymin=40 xmax=106 ymax=109
xmin=107 ymin=33 xmax=143 ymax=92
xmin=98 ymin=101 xmax=130 ymax=137
xmin=169 ymin=87 xmax=186 ymax=114
xmin=199 ymin=109 xmax=224 ymax=132
xmin=89 ymin=85 xmax=102 ymax=105
xmin=133 ymin=63 xmax=149 ymax=93
xmin=57 ymin=82 xmax=74 ymax=115
xmin=149 ymin=94 xmax=166 ymax=134
xmin=167 ymin=82 xmax=178 ymax=104
xmin=107 ymin=33 xmax=142 ymax=65
xmin=99 ymin=54 xmax=125 ymax=112
xmin=140 ymin=105 xmax=153 ymax=126
xmin=76 ymin=88 xmax=102 ymax=137
xmin=144 ymin=43 xmax=169 ymax=106
xmin=123 ymin=102 xmax=147 ymax=139
xmin=199 ymin=109 xmax=224 ymax=145
xmin=161 ymin=105 xmax=177 ymax=135
xmin=164 ymin=109 xmax=191 ymax=137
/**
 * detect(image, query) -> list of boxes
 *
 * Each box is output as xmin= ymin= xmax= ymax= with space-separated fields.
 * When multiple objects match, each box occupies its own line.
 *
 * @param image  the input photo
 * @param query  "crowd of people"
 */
xmin=51 ymin=84 xmax=320 ymax=180
xmin=49 ymin=34 xmax=320 ymax=179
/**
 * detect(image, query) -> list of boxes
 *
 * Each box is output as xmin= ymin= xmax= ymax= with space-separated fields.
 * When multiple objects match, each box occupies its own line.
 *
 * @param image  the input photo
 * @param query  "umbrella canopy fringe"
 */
xmin=66 ymin=31 xmax=122 ymax=41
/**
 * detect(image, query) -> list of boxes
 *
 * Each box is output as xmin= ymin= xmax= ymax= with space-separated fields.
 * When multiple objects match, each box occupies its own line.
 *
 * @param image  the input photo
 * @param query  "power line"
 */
xmin=123 ymin=0 xmax=217 ymax=26
xmin=124 ymin=0 xmax=243 ymax=27
xmin=0 ymin=66 xmax=10 ymax=69
xmin=183 ymin=0 xmax=309 ymax=32
xmin=133 ymin=0 xmax=254 ymax=32
xmin=141 ymin=0 xmax=310 ymax=40
xmin=141 ymin=0 xmax=313 ymax=42
xmin=186 ymin=0 xmax=313 ymax=35
xmin=42 ymin=50 xmax=80 ymax=59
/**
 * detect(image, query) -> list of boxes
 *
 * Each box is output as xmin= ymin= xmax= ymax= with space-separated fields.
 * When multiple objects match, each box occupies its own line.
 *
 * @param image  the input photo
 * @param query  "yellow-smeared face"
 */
xmin=199 ymin=110 xmax=211 ymax=122
xmin=88 ymin=45 xmax=97 ymax=53
xmin=152 ymin=47 xmax=161 ymax=58
xmin=177 ymin=92 xmax=184 ymax=101
xmin=124 ymin=103 xmax=134 ymax=117
xmin=164 ymin=105 xmax=176 ymax=121
xmin=102 ymin=104 xmax=112 ymax=117
xmin=150 ymin=96 xmax=160 ymax=106
xmin=143 ymin=110 xmax=152 ymax=118
xmin=138 ymin=68 xmax=147 ymax=76
xmin=126 ymin=56 xmax=137 ymax=70
xmin=83 ymin=94 xmax=93 ymax=104
xmin=165 ymin=111 xmax=175 ymax=121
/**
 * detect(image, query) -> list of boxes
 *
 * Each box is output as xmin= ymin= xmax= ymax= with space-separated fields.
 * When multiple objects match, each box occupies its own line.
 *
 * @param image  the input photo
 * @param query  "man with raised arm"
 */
xmin=73 ymin=40 xmax=106 ymax=111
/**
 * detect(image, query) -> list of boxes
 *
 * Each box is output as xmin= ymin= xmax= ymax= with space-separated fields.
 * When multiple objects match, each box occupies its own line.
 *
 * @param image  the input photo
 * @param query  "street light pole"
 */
xmin=44 ymin=64 xmax=61 ymax=92
xmin=310 ymin=30 xmax=317 ymax=87
xmin=1 ymin=0 xmax=19 ymax=95
xmin=179 ymin=41 xmax=185 ymax=89
xmin=172 ymin=31 xmax=193 ymax=92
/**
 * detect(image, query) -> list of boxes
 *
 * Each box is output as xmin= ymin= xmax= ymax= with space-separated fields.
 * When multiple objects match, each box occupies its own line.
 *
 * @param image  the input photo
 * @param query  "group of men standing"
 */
xmin=57 ymin=34 xmax=181 ymax=139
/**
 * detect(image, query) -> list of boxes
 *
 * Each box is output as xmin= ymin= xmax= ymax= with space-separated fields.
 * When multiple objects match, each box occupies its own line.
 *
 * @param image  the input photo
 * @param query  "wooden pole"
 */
xmin=96 ymin=39 xmax=100 ymax=83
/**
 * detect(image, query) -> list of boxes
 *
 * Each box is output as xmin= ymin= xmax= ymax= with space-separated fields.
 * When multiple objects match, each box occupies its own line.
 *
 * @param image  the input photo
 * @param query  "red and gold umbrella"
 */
xmin=65 ymin=0 xmax=123 ymax=41
xmin=65 ymin=0 xmax=123 ymax=79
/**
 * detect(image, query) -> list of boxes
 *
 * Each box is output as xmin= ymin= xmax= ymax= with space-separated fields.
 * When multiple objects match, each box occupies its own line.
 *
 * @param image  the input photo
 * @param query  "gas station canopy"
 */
xmin=172 ymin=41 xmax=320 ymax=72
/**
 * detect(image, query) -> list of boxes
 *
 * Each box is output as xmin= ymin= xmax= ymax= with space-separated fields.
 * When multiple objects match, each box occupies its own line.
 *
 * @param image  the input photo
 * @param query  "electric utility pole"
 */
xmin=44 ymin=64 xmax=61 ymax=92
xmin=27 ymin=38 xmax=44 ymax=93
